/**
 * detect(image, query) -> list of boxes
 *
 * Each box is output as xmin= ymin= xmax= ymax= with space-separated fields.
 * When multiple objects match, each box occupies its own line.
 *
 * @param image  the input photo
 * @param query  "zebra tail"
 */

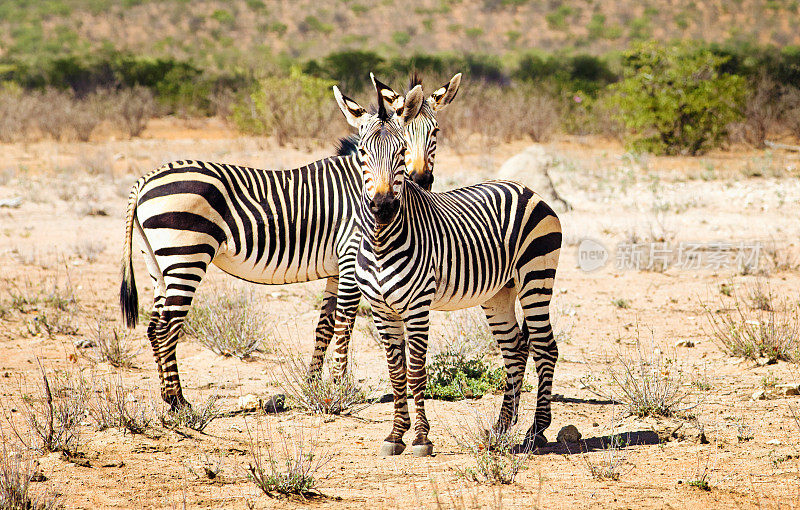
xmin=120 ymin=181 xmax=141 ymax=328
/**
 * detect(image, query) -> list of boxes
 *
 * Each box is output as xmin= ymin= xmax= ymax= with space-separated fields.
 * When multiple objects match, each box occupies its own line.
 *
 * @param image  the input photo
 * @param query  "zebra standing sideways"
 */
xmin=119 ymin=75 xmax=461 ymax=409
xmin=333 ymin=81 xmax=562 ymax=457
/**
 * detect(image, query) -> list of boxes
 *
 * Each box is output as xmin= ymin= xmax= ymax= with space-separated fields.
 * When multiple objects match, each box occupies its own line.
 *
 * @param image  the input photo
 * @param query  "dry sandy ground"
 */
xmin=1 ymin=118 xmax=799 ymax=509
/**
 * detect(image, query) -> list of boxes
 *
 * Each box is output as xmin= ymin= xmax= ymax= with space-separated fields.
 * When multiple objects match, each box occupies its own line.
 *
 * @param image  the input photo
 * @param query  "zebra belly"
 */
xmin=430 ymin=281 xmax=508 ymax=311
xmin=212 ymin=246 xmax=338 ymax=284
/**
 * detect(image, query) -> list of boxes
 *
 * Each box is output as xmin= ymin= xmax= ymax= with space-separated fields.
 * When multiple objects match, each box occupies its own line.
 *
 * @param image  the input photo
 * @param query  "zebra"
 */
xmin=333 ymin=82 xmax=562 ymax=457
xmin=119 ymin=75 xmax=461 ymax=409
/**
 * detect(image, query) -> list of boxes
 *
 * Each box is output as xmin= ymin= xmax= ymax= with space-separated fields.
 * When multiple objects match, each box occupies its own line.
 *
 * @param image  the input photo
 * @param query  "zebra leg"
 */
xmin=375 ymin=313 xmax=410 ymax=456
xmin=517 ymin=284 xmax=557 ymax=448
xmin=154 ymin=263 xmax=210 ymax=410
xmin=146 ymin=295 xmax=166 ymax=397
xmin=405 ymin=308 xmax=433 ymax=457
xmin=329 ymin=269 xmax=362 ymax=381
xmin=481 ymin=284 xmax=525 ymax=436
xmin=308 ymin=277 xmax=338 ymax=378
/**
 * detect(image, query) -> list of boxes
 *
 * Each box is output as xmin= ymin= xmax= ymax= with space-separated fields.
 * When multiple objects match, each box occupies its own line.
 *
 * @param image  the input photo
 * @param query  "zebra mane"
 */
xmin=334 ymin=133 xmax=359 ymax=157
xmin=409 ymin=72 xmax=423 ymax=90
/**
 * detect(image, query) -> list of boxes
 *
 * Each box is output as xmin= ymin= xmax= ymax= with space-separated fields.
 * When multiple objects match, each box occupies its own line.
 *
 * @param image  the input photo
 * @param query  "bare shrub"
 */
xmin=439 ymin=83 xmax=560 ymax=149
xmin=89 ymin=374 xmax=152 ymax=435
xmin=584 ymin=338 xmax=696 ymax=417
xmin=185 ymin=290 xmax=268 ymax=359
xmin=72 ymin=239 xmax=106 ymax=263
xmin=448 ymin=409 xmax=530 ymax=485
xmin=704 ymin=286 xmax=800 ymax=362
xmin=160 ymin=396 xmax=221 ymax=432
xmin=114 ymin=86 xmax=155 ymax=138
xmin=779 ymin=85 xmax=800 ymax=138
xmin=245 ymin=418 xmax=331 ymax=498
xmin=26 ymin=310 xmax=79 ymax=338
xmin=10 ymin=361 xmax=86 ymax=455
xmin=0 ymin=442 xmax=62 ymax=510
xmin=83 ymin=320 xmax=138 ymax=368
xmin=70 ymin=92 xmax=107 ymax=142
xmin=582 ymin=433 xmax=629 ymax=481
xmin=730 ymin=76 xmax=781 ymax=148
xmin=0 ymin=86 xmax=36 ymax=143
xmin=763 ymin=240 xmax=799 ymax=273
xmin=273 ymin=345 xmax=370 ymax=415
xmin=581 ymin=410 xmax=632 ymax=481
xmin=32 ymin=89 xmax=74 ymax=142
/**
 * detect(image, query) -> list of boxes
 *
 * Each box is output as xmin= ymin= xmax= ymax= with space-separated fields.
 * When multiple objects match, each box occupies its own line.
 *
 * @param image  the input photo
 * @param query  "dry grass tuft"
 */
xmin=448 ymin=410 xmax=531 ymax=485
xmin=245 ymin=419 xmax=331 ymax=498
xmin=89 ymin=374 xmax=152 ymax=435
xmin=9 ymin=361 xmax=86 ymax=455
xmin=185 ymin=290 xmax=269 ymax=359
xmin=584 ymin=336 xmax=696 ymax=418
xmin=83 ymin=320 xmax=139 ymax=368
xmin=704 ymin=284 xmax=800 ymax=363
xmin=160 ymin=396 xmax=222 ymax=433
xmin=0 ymin=441 xmax=62 ymax=510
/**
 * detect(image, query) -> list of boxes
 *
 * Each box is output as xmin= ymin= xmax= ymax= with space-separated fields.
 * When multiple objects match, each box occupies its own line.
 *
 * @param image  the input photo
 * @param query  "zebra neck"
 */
xmin=359 ymin=197 xmax=407 ymax=257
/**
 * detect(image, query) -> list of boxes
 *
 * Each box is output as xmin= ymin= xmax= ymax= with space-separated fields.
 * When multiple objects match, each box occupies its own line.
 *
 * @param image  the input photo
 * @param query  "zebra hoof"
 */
xmin=411 ymin=443 xmax=434 ymax=457
xmin=379 ymin=441 xmax=406 ymax=457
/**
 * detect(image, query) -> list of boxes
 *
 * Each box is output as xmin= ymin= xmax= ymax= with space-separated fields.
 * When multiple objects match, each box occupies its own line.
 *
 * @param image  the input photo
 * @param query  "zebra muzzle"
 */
xmin=370 ymin=193 xmax=400 ymax=226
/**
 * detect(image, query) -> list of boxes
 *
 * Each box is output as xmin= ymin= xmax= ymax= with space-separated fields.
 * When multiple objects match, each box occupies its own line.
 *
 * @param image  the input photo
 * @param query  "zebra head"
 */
xmin=333 ymin=77 xmax=425 ymax=226
xmin=370 ymin=73 xmax=461 ymax=191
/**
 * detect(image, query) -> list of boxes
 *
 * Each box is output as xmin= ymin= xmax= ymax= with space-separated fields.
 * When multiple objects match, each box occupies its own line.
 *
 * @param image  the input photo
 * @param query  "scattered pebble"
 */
xmin=751 ymin=390 xmax=767 ymax=400
xmin=74 ymin=338 xmax=96 ymax=349
xmin=766 ymin=439 xmax=781 ymax=445
xmin=556 ymin=425 xmax=582 ymax=444
xmin=675 ymin=340 xmax=695 ymax=348
xmin=776 ymin=384 xmax=800 ymax=396
xmin=237 ymin=394 xmax=260 ymax=411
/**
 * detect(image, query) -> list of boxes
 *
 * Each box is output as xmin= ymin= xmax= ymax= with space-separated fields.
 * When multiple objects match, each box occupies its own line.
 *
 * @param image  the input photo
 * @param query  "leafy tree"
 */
xmin=609 ymin=41 xmax=746 ymax=155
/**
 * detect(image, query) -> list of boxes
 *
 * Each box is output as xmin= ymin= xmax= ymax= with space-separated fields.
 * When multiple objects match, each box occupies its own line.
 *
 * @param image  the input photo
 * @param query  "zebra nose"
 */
xmin=371 ymin=193 xmax=399 ymax=225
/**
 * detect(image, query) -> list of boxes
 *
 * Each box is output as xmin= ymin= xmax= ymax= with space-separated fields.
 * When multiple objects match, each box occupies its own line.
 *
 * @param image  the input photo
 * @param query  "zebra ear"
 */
xmin=429 ymin=73 xmax=461 ymax=111
xmin=370 ymin=73 xmax=405 ymax=117
xmin=400 ymin=85 xmax=424 ymax=126
xmin=333 ymin=86 xmax=368 ymax=128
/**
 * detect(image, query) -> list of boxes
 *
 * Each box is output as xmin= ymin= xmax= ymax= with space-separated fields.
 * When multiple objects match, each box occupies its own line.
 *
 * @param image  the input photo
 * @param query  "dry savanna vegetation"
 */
xmin=2 ymin=1 xmax=800 ymax=509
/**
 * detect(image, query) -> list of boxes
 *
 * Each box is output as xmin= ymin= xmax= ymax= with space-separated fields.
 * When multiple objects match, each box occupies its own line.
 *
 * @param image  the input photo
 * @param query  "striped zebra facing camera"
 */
xmin=334 ymin=75 xmax=562 ymax=457
xmin=119 ymin=74 xmax=462 ymax=410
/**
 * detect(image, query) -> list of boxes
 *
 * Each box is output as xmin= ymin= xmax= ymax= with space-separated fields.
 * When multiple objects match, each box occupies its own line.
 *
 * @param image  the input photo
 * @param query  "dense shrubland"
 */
xmin=3 ymin=42 xmax=800 ymax=154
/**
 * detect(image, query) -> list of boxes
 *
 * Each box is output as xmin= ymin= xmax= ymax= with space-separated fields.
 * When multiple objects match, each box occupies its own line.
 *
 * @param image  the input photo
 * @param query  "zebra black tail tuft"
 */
xmin=120 ymin=268 xmax=138 ymax=329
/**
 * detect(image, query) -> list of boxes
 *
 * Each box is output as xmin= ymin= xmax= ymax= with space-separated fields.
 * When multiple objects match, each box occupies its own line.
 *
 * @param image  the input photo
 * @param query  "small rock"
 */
xmin=592 ymin=422 xmax=599 ymax=427
xmin=675 ymin=340 xmax=695 ymax=348
xmin=73 ymin=338 xmax=96 ymax=349
xmin=766 ymin=439 xmax=781 ymax=445
xmin=757 ymin=357 xmax=777 ymax=366
xmin=0 ymin=197 xmax=23 ymax=208
xmin=237 ymin=394 xmax=260 ymax=411
xmin=751 ymin=390 xmax=767 ymax=401
xmin=777 ymin=384 xmax=800 ymax=396
xmin=262 ymin=394 xmax=286 ymax=413
xmin=556 ymin=425 xmax=582 ymax=444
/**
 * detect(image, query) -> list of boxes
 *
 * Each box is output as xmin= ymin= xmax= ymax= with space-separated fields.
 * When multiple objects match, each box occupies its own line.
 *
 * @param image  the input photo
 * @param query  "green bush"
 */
xmin=426 ymin=351 xmax=505 ymax=401
xmin=231 ymin=68 xmax=339 ymax=146
xmin=609 ymin=42 xmax=746 ymax=155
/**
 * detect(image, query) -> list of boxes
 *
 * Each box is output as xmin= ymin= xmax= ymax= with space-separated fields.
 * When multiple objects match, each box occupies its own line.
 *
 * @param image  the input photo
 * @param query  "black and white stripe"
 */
xmin=334 ymin=83 xmax=561 ymax=456
xmin=119 ymin=75 xmax=458 ymax=409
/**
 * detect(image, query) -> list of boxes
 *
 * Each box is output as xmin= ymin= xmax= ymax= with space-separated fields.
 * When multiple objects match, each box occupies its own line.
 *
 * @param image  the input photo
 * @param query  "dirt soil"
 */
xmin=1 ymin=118 xmax=799 ymax=509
